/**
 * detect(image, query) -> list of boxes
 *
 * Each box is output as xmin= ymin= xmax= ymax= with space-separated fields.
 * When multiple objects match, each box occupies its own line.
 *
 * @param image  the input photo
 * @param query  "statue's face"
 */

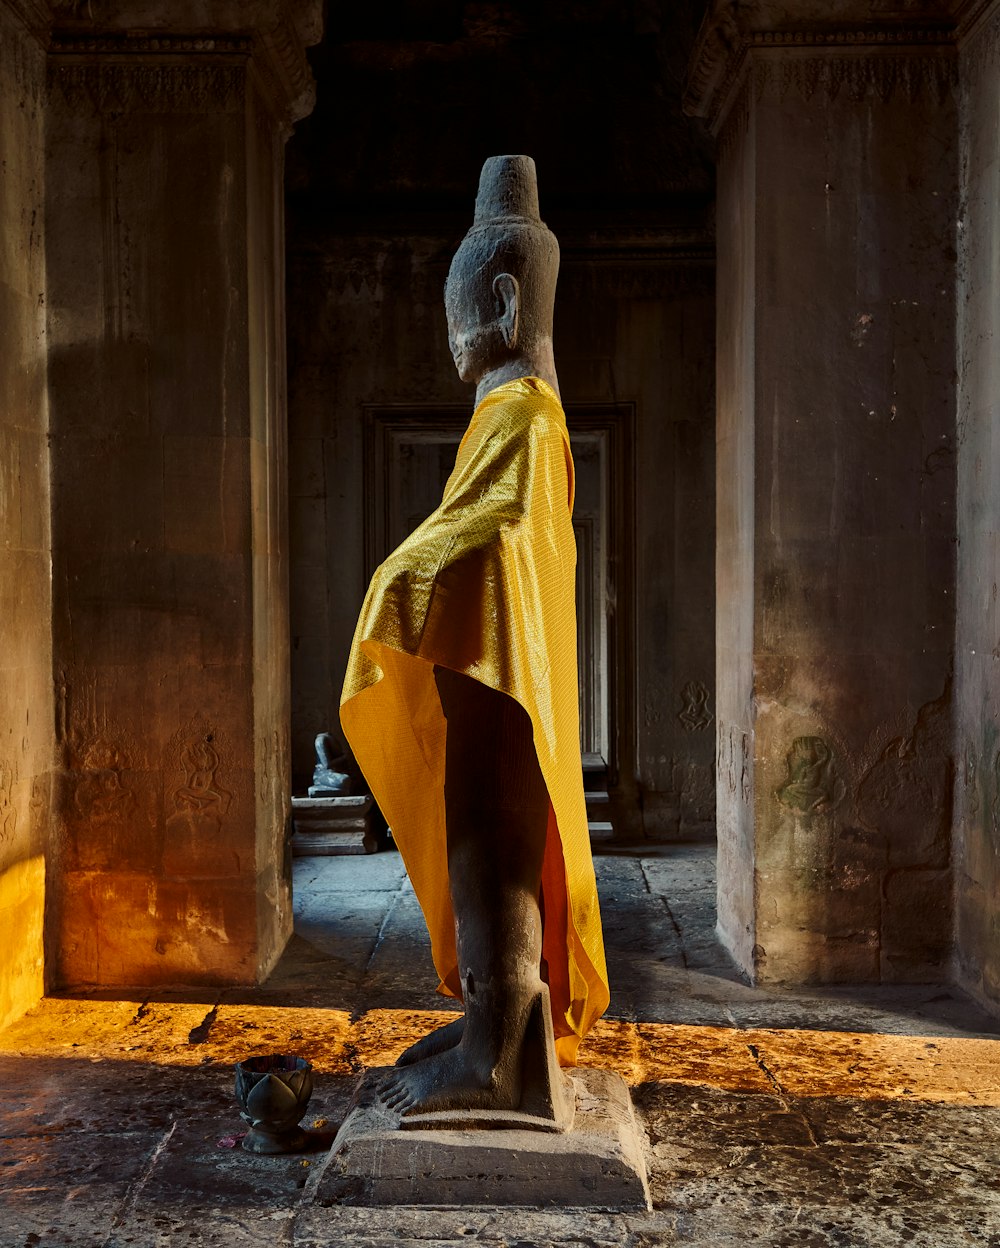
xmin=444 ymin=247 xmax=506 ymax=384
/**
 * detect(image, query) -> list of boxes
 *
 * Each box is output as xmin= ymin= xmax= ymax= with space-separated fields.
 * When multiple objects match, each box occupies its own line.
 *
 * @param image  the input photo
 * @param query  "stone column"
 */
xmin=955 ymin=0 xmax=1000 ymax=1013
xmin=45 ymin=3 xmax=320 ymax=988
xmin=687 ymin=4 xmax=958 ymax=983
xmin=0 ymin=0 xmax=51 ymax=1029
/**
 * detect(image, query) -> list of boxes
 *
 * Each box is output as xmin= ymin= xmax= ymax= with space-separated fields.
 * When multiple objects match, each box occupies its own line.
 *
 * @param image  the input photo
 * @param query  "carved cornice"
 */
xmin=44 ymin=6 xmax=317 ymax=128
xmin=253 ymin=8 xmax=315 ymax=126
xmin=49 ymin=34 xmax=252 ymax=55
xmin=713 ymin=51 xmax=957 ymax=159
xmin=756 ymin=52 xmax=957 ymax=103
xmin=686 ymin=13 xmax=957 ymax=132
xmin=48 ymin=58 xmax=247 ymax=114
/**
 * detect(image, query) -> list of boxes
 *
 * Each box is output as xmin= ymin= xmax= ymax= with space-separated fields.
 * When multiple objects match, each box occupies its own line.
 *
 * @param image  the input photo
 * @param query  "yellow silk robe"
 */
xmin=340 ymin=376 xmax=609 ymax=1064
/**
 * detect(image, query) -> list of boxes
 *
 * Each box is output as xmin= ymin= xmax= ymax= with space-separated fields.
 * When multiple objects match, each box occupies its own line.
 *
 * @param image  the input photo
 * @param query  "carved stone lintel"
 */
xmin=48 ymin=59 xmax=248 ymax=113
xmin=685 ymin=4 xmax=959 ymax=133
xmin=49 ymin=34 xmax=253 ymax=54
xmin=45 ymin=5 xmax=318 ymax=128
xmin=253 ymin=9 xmax=315 ymax=126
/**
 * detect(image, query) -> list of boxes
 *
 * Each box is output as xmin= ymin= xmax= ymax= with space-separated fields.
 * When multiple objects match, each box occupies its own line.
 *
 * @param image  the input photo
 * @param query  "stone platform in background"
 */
xmin=312 ymin=1066 xmax=651 ymax=1210
xmin=291 ymin=795 xmax=377 ymax=856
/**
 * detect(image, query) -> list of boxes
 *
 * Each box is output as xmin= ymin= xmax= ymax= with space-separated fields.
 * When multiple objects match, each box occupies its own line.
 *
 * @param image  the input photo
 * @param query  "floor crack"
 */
xmin=362 ymin=883 xmax=405 ymax=978
xmin=747 ymin=1042 xmax=786 ymax=1096
xmin=747 ymin=1042 xmax=820 ymax=1146
xmin=102 ymin=1120 xmax=176 ymax=1245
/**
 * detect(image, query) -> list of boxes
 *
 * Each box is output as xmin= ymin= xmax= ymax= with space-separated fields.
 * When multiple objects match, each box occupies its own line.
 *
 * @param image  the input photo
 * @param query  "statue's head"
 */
xmin=445 ymin=155 xmax=559 ymax=384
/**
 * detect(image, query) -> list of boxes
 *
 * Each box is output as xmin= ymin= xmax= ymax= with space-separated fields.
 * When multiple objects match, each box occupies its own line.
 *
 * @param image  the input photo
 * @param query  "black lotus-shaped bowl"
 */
xmin=234 ymin=1055 xmax=314 ymax=1154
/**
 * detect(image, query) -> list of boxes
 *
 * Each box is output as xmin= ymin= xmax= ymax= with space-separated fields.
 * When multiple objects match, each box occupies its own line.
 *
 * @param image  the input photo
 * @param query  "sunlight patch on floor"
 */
xmin=2 ymin=996 xmax=998 ymax=1104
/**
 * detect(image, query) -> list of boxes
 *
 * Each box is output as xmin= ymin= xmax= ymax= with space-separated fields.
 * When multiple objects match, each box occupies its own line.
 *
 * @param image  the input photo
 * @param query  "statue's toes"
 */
xmin=377 ymin=1075 xmax=401 ymax=1102
xmin=394 ymin=1088 xmax=418 ymax=1114
xmin=381 ymin=1080 xmax=410 ymax=1109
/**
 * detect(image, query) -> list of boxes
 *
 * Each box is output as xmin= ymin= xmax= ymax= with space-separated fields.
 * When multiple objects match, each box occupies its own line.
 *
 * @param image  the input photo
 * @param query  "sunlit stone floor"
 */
xmin=2 ymin=843 xmax=999 ymax=1246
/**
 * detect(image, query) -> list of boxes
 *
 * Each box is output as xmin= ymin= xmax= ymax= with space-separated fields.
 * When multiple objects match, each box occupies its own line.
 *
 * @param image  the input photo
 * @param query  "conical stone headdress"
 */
xmin=449 ymin=154 xmax=559 ymax=349
xmin=472 ymin=154 xmax=543 ymax=229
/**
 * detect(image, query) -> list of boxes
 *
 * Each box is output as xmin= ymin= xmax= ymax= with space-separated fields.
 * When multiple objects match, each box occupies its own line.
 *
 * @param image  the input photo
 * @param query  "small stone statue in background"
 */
xmin=309 ymin=732 xmax=352 ymax=797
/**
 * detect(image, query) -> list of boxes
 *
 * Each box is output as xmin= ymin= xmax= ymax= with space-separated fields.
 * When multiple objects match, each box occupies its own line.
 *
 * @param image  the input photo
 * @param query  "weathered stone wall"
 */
xmin=285 ymin=225 xmax=716 ymax=838
xmin=705 ymin=40 xmax=959 ymax=984
xmin=45 ymin=41 xmax=295 ymax=989
xmin=0 ymin=7 xmax=50 ymax=1029
xmin=955 ymin=6 xmax=1000 ymax=1011
xmin=753 ymin=55 xmax=958 ymax=985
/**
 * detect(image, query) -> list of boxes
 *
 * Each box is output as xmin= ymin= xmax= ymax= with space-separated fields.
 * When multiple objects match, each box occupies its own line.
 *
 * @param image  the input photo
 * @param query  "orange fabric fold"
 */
xmin=340 ymin=376 xmax=610 ymax=1064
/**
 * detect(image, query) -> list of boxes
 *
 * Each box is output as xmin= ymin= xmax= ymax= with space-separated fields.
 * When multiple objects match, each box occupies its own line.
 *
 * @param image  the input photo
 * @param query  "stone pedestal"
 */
xmin=686 ymin=8 xmax=958 ymax=984
xmin=291 ymin=796 xmax=377 ymax=855
xmin=314 ymin=1067 xmax=651 ymax=1210
xmin=44 ymin=3 xmax=321 ymax=989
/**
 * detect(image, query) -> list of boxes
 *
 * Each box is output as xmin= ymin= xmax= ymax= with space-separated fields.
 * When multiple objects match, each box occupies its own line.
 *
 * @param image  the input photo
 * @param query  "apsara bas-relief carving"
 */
xmin=162 ymin=717 xmax=236 ymax=878
xmin=678 ymin=680 xmax=713 ymax=732
xmin=170 ymin=718 xmax=232 ymax=822
xmin=775 ymin=736 xmax=846 ymax=815
xmin=73 ymin=732 xmax=136 ymax=823
xmin=643 ymin=681 xmax=664 ymax=729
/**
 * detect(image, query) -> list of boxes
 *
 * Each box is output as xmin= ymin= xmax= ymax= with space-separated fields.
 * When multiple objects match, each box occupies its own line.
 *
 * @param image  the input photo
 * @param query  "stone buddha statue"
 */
xmin=340 ymin=155 xmax=609 ymax=1127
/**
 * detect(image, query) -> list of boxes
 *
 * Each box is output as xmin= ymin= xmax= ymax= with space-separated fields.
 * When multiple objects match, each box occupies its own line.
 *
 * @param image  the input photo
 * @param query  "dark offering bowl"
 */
xmin=234 ymin=1055 xmax=314 ymax=1154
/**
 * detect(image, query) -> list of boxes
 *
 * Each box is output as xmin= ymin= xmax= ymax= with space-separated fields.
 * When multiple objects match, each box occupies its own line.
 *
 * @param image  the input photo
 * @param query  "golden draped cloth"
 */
xmin=340 ymin=376 xmax=609 ymax=1065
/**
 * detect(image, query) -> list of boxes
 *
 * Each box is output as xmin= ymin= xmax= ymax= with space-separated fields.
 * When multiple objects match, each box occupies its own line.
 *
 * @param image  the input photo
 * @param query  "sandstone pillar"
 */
xmin=687 ymin=5 xmax=958 ymax=983
xmin=0 ymin=0 xmax=51 ymax=1028
xmin=45 ymin=3 xmax=320 ymax=988
xmin=955 ymin=0 xmax=1000 ymax=1013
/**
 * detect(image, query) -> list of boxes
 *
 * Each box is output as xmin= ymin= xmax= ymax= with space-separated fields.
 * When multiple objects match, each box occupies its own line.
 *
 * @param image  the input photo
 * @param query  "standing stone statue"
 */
xmin=340 ymin=155 xmax=609 ymax=1126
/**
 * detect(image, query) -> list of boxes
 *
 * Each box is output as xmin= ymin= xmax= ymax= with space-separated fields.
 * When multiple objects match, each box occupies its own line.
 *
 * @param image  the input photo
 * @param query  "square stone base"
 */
xmin=312 ymin=1066 xmax=651 ymax=1210
xmin=291 ymin=796 xmax=377 ymax=855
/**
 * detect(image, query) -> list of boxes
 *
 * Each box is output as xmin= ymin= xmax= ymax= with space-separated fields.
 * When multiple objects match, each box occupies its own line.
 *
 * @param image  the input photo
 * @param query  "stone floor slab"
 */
xmin=2 ymin=846 xmax=1000 ymax=1245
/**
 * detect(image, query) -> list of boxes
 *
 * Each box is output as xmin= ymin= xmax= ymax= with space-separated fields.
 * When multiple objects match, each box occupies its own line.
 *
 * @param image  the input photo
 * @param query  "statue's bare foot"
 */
xmin=379 ymin=1043 xmax=519 ymax=1117
xmin=395 ymin=1016 xmax=465 ymax=1067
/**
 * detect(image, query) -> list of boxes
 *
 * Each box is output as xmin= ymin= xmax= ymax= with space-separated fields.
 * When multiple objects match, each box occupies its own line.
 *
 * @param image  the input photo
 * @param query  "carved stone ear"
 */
xmin=493 ymin=272 xmax=519 ymax=349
